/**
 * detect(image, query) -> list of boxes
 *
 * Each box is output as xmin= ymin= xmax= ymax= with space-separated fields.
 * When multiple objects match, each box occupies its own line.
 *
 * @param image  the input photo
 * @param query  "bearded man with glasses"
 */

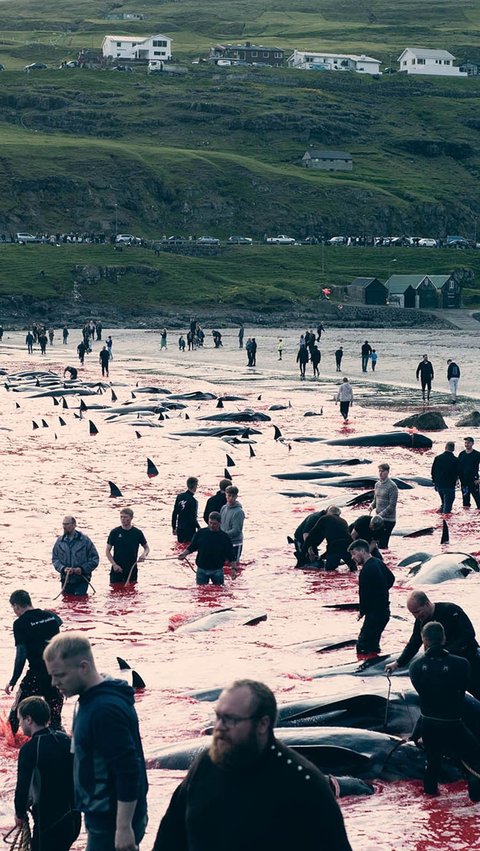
xmin=153 ymin=679 xmax=353 ymax=851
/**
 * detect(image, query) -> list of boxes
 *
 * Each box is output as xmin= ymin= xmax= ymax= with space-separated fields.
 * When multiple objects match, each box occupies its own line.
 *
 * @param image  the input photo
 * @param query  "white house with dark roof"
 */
xmin=302 ymin=149 xmax=352 ymax=171
xmin=102 ymin=33 xmax=172 ymax=62
xmin=398 ymin=48 xmax=467 ymax=76
xmin=288 ymin=50 xmax=381 ymax=74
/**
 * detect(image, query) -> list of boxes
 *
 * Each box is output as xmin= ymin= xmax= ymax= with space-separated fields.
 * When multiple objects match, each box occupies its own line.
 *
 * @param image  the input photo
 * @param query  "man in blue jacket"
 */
xmin=44 ymin=633 xmax=148 ymax=851
xmin=52 ymin=516 xmax=99 ymax=596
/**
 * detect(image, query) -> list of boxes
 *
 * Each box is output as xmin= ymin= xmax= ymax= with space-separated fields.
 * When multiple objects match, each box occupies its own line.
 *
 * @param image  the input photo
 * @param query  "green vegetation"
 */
xmin=1 ymin=243 xmax=479 ymax=308
xmin=0 ymin=0 xmax=480 ymax=308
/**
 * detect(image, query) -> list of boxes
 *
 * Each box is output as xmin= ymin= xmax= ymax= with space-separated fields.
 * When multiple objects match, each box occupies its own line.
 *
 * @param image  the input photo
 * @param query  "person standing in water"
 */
xmin=336 ymin=377 xmax=353 ymax=421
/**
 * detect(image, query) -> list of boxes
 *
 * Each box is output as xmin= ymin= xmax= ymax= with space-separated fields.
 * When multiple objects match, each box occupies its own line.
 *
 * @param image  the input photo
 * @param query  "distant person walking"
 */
xmin=278 ymin=338 xmax=284 ymax=361
xmin=335 ymin=346 xmax=343 ymax=372
xmin=238 ymin=325 xmax=244 ymax=349
xmin=431 ymin=441 xmax=459 ymax=514
xmin=77 ymin=341 xmax=86 ymax=365
xmin=99 ymin=346 xmax=110 ymax=377
xmin=371 ymin=350 xmax=378 ymax=371
xmin=316 ymin=322 xmax=325 ymax=341
xmin=38 ymin=332 xmax=47 ymax=355
xmin=62 ymin=326 xmax=69 ymax=344
xmin=336 ymin=376 xmax=353 ymax=421
xmin=172 ymin=477 xmax=200 ymax=543
xmin=296 ymin=345 xmax=309 ymax=380
xmin=26 ymin=331 xmax=34 ymax=354
xmin=361 ymin=340 xmax=372 ymax=373
xmin=447 ymin=358 xmax=461 ymax=404
xmin=106 ymin=335 xmax=113 ymax=360
xmin=311 ymin=344 xmax=321 ymax=377
xmin=416 ymin=354 xmax=434 ymax=403
xmin=160 ymin=328 xmax=167 ymax=350
xmin=178 ymin=335 xmax=186 ymax=352
xmin=48 ymin=328 xmax=54 ymax=345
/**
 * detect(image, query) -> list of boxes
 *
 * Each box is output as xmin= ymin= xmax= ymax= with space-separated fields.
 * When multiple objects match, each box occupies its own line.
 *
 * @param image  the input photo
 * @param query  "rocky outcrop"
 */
xmin=455 ymin=411 xmax=480 ymax=428
xmin=394 ymin=412 xmax=447 ymax=431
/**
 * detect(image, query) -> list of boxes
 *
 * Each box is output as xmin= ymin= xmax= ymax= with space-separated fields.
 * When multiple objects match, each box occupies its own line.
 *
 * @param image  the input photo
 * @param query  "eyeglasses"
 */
xmin=214 ymin=711 xmax=258 ymax=728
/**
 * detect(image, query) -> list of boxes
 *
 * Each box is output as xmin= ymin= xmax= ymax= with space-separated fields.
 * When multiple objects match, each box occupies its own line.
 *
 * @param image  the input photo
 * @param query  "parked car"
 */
xmin=299 ymin=236 xmax=318 ymax=245
xmin=15 ymin=232 xmax=39 ymax=243
xmin=166 ymin=235 xmax=190 ymax=244
xmin=24 ymin=63 xmax=48 ymax=72
xmin=115 ymin=234 xmax=141 ymax=244
xmin=265 ymin=234 xmax=296 ymax=244
xmin=111 ymin=65 xmax=133 ymax=72
xmin=446 ymin=236 xmax=471 ymax=249
xmin=417 ymin=238 xmax=438 ymax=248
xmin=59 ymin=60 xmax=79 ymax=69
xmin=228 ymin=236 xmax=253 ymax=244
xmin=326 ymin=236 xmax=347 ymax=245
xmin=196 ymin=236 xmax=220 ymax=245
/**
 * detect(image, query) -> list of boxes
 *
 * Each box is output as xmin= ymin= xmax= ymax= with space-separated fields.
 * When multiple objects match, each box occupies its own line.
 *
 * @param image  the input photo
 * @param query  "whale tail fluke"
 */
xmin=441 ymin=519 xmax=449 ymax=545
xmin=216 ymin=399 xmax=224 ymax=408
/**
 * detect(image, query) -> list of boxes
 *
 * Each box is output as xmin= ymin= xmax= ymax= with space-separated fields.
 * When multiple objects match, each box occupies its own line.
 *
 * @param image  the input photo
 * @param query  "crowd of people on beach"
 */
xmin=1 ymin=317 xmax=477 ymax=851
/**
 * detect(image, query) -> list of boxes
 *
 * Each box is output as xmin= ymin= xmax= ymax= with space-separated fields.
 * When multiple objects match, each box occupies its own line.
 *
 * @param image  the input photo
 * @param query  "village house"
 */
xmin=209 ymin=42 xmax=284 ymax=66
xmin=102 ymin=33 xmax=172 ymax=62
xmin=288 ymin=50 xmax=381 ymax=74
xmin=398 ymin=48 xmax=467 ymax=77
xmin=302 ymin=149 xmax=353 ymax=171
xmin=385 ymin=274 xmax=462 ymax=308
xmin=331 ymin=277 xmax=388 ymax=305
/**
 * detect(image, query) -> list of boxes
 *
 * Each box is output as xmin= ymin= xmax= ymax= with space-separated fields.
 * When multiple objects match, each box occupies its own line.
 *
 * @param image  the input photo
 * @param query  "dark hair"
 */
xmin=348 ymin=539 xmax=370 ymax=553
xmin=187 ymin=477 xmax=198 ymax=490
xmin=465 ymin=437 xmax=474 ymax=444
xmin=226 ymin=485 xmax=239 ymax=497
xmin=379 ymin=463 xmax=390 ymax=472
xmin=229 ymin=679 xmax=277 ymax=730
xmin=422 ymin=621 xmax=445 ymax=648
xmin=18 ymin=696 xmax=50 ymax=725
xmin=219 ymin=479 xmax=231 ymax=491
xmin=10 ymin=590 xmax=32 ymax=608
xmin=209 ymin=511 xmax=222 ymax=522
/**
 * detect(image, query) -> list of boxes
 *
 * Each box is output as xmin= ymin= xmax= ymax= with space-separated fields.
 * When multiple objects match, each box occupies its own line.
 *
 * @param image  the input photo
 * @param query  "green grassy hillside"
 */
xmin=0 ymin=0 xmax=480 ymax=307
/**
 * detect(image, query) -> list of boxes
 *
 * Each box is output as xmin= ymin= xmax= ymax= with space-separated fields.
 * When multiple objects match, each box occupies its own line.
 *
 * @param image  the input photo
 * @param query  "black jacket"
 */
xmin=153 ymin=738 xmax=352 ymax=851
xmin=172 ymin=490 xmax=199 ymax=534
xmin=431 ymin=451 xmax=459 ymax=489
xmin=447 ymin=362 xmax=461 ymax=379
xmin=203 ymin=490 xmax=227 ymax=523
xmin=458 ymin=449 xmax=480 ymax=483
xmin=416 ymin=360 xmax=434 ymax=381
xmin=358 ymin=556 xmax=394 ymax=616
xmin=15 ymin=728 xmax=76 ymax=826
xmin=397 ymin=602 xmax=479 ymax=668
xmin=186 ymin=528 xmax=234 ymax=572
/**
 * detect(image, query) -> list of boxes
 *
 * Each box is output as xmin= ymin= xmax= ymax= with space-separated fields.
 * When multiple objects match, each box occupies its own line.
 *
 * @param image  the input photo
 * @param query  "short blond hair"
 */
xmin=43 ymin=632 xmax=93 ymax=665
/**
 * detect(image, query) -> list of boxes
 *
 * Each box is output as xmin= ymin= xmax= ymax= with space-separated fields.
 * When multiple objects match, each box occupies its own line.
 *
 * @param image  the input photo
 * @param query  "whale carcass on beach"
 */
xmin=325 ymin=432 xmax=433 ymax=448
xmin=397 ymin=552 xmax=480 ymax=585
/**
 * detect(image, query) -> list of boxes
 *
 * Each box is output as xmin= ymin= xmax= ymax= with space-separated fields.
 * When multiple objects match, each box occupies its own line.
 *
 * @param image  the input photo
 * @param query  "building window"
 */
xmin=444 ymin=59 xmax=450 ymax=64
xmin=412 ymin=58 xmax=416 ymax=64
xmin=251 ymin=51 xmax=257 ymax=57
xmin=116 ymin=42 xmax=122 ymax=47
xmin=417 ymin=58 xmax=425 ymax=65
xmin=403 ymin=60 xmax=407 ymax=65
xmin=153 ymin=40 xmax=167 ymax=47
xmin=275 ymin=52 xmax=282 ymax=58
xmin=263 ymin=52 xmax=269 ymax=57
xmin=154 ymin=51 xmax=165 ymax=56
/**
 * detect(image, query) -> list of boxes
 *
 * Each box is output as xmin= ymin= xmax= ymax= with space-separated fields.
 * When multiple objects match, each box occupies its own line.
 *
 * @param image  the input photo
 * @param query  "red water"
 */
xmin=1 ymin=329 xmax=480 ymax=850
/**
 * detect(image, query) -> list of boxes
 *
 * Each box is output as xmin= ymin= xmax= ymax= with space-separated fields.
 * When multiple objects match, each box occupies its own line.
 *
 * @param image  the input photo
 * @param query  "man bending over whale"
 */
xmin=152 ymin=679 xmax=353 ymax=851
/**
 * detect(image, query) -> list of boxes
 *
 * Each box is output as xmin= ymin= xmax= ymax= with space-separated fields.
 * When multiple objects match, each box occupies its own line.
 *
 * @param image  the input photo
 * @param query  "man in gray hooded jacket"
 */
xmin=220 ymin=486 xmax=245 ymax=578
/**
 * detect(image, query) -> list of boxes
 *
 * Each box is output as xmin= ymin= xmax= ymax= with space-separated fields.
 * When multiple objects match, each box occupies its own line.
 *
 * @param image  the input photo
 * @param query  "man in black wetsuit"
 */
xmin=300 ymin=505 xmax=356 ymax=571
xmin=416 ymin=353 xmax=434 ymax=403
xmin=203 ymin=478 xmax=230 ymax=523
xmin=349 ymin=514 xmax=384 ymax=561
xmin=361 ymin=340 xmax=372 ymax=373
xmin=172 ymin=476 xmax=200 ymax=543
xmin=5 ymin=590 xmax=63 ymax=735
xmin=348 ymin=539 xmax=394 ymax=658
xmin=385 ymin=590 xmax=480 ymax=698
xmin=431 ymin=440 xmax=459 ymax=514
xmin=106 ymin=507 xmax=150 ymax=584
xmin=293 ymin=510 xmax=326 ymax=561
xmin=458 ymin=436 xmax=480 ymax=509
xmin=179 ymin=512 xmax=235 ymax=585
xmin=99 ymin=345 xmax=110 ymax=377
xmin=335 ymin=346 xmax=343 ymax=372
xmin=410 ymin=621 xmax=480 ymax=800
xmin=14 ymin=696 xmax=81 ymax=851
xmin=152 ymin=679 xmax=353 ymax=851
xmin=63 ymin=366 xmax=78 ymax=381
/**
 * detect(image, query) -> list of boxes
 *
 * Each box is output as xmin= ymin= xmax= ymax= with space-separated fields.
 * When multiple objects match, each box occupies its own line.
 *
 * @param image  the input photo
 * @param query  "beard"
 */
xmin=209 ymin=729 xmax=263 ymax=769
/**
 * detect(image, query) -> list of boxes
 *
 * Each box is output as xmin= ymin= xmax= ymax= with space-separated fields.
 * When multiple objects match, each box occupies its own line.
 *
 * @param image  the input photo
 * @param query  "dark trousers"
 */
xmin=339 ymin=401 xmax=350 ymax=420
xmin=461 ymin=480 xmax=480 ymax=508
xmin=324 ymin=544 xmax=356 ymax=572
xmin=378 ymin=520 xmax=395 ymax=548
xmin=436 ymin=487 xmax=456 ymax=513
xmin=421 ymin=378 xmax=432 ymax=399
xmin=361 ymin=355 xmax=369 ymax=372
xmin=357 ymin=610 xmax=390 ymax=655
xmin=9 ymin=671 xmax=63 ymax=734
xmin=176 ymin=526 xmax=197 ymax=544
xmin=422 ymin=717 xmax=480 ymax=799
xmin=335 ymin=358 xmax=342 ymax=372
xmin=32 ymin=810 xmax=81 ymax=851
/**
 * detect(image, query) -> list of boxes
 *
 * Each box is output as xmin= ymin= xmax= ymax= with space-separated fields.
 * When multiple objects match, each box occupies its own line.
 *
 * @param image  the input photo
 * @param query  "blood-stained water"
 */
xmin=1 ymin=327 xmax=480 ymax=849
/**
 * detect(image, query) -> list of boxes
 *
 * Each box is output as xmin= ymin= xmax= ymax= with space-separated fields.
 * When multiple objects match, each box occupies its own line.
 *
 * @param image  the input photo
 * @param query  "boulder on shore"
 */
xmin=393 ymin=411 xmax=447 ymax=431
xmin=455 ymin=411 xmax=480 ymax=428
